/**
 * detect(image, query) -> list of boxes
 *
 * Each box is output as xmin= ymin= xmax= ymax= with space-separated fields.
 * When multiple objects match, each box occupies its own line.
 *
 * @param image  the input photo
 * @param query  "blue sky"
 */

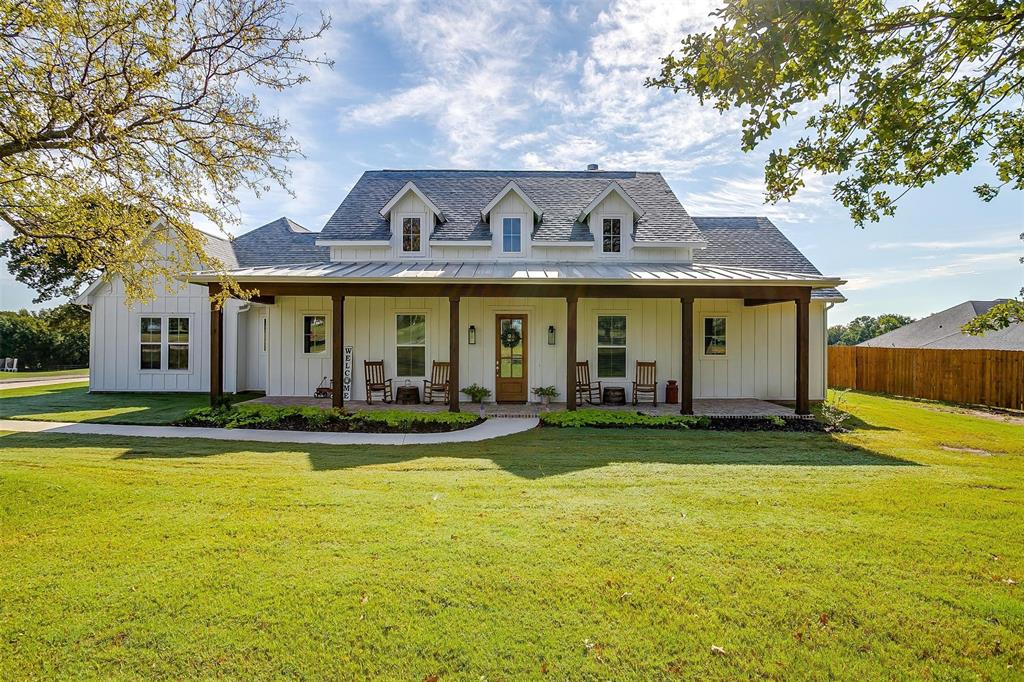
xmin=1 ymin=0 xmax=1021 ymax=324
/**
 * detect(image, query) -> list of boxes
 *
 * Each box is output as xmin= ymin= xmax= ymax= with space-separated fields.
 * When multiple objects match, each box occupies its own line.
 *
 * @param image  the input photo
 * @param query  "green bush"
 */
xmin=176 ymin=404 xmax=479 ymax=433
xmin=540 ymin=408 xmax=710 ymax=429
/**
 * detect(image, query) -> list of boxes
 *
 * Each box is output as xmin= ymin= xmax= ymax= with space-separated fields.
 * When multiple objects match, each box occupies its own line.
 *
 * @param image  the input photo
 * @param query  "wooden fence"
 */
xmin=828 ymin=346 xmax=1024 ymax=411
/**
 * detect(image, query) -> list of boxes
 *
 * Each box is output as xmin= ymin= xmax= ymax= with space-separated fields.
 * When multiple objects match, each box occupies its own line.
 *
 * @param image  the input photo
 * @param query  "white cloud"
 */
xmin=842 ymin=252 xmax=1020 ymax=291
xmin=868 ymin=234 xmax=1023 ymax=250
xmin=681 ymin=173 xmax=837 ymax=222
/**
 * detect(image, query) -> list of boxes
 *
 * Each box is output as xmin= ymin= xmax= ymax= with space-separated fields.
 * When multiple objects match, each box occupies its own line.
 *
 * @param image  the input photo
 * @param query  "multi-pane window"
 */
xmin=602 ymin=218 xmax=621 ymax=253
xmin=140 ymin=316 xmax=189 ymax=370
xmin=704 ymin=317 xmax=727 ymax=356
xmin=303 ymin=315 xmax=327 ymax=354
xmin=396 ymin=314 xmax=426 ymax=376
xmin=167 ymin=317 xmax=190 ymax=370
xmin=597 ymin=315 xmax=627 ymax=378
xmin=402 ymin=216 xmax=421 ymax=253
xmin=502 ymin=217 xmax=522 ymax=253
xmin=140 ymin=317 xmax=162 ymax=370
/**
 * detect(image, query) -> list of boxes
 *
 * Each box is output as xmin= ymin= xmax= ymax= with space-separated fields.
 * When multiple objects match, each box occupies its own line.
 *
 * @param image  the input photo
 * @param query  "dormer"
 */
xmin=379 ymin=182 xmax=444 ymax=257
xmin=481 ymin=181 xmax=543 ymax=258
xmin=578 ymin=181 xmax=644 ymax=257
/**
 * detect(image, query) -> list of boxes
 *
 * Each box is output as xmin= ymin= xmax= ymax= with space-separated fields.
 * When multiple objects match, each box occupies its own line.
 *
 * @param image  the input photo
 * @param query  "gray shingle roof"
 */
xmin=231 ymin=217 xmax=328 ymax=267
xmin=320 ymin=170 xmax=706 ymax=244
xmin=199 ymin=217 xmax=329 ymax=270
xmin=860 ymin=300 xmax=1023 ymax=350
xmin=691 ymin=216 xmax=844 ymax=301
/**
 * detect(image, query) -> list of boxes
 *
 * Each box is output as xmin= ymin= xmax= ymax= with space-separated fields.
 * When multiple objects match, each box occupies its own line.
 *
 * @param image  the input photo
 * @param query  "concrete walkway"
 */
xmin=0 ymin=416 xmax=539 ymax=446
xmin=0 ymin=376 xmax=88 ymax=390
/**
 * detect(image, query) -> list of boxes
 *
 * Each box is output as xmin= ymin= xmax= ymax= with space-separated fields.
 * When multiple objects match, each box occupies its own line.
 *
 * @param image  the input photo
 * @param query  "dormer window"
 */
xmin=402 ymin=216 xmax=422 ymax=253
xmin=602 ymin=218 xmax=621 ymax=253
xmin=502 ymin=217 xmax=522 ymax=253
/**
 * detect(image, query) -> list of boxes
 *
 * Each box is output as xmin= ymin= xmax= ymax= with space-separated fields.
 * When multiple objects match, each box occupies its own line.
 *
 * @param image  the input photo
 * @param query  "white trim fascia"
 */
xmin=530 ymin=241 xmax=593 ymax=248
xmin=578 ymin=181 xmax=645 ymax=221
xmin=429 ymin=240 xmax=493 ymax=246
xmin=315 ymin=239 xmax=391 ymax=247
xmin=480 ymin=181 xmax=544 ymax=222
xmin=73 ymin=277 xmax=107 ymax=305
xmin=378 ymin=181 xmax=445 ymax=221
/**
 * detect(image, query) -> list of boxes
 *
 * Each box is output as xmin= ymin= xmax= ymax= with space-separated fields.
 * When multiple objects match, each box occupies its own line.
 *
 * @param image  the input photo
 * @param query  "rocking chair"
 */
xmin=423 ymin=361 xmax=450 ymax=404
xmin=632 ymin=361 xmax=657 ymax=406
xmin=575 ymin=361 xmax=602 ymax=405
xmin=363 ymin=360 xmax=393 ymax=404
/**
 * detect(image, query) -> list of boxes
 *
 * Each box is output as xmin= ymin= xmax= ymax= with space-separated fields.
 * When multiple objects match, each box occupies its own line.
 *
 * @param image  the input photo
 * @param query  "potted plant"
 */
xmin=461 ymin=383 xmax=492 ymax=418
xmin=531 ymin=385 xmax=559 ymax=409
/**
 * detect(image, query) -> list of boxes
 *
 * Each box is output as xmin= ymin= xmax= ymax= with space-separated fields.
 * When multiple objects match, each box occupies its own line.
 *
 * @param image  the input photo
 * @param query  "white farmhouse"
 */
xmin=75 ymin=168 xmax=845 ymax=415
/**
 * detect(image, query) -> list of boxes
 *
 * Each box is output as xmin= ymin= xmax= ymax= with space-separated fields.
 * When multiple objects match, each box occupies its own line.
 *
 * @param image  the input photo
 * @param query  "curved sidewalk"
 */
xmin=0 ymin=417 xmax=538 ymax=446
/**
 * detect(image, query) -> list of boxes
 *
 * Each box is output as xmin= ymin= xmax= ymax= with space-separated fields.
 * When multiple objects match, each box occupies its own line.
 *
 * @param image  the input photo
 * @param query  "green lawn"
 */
xmin=0 ymin=382 xmax=258 ymax=424
xmin=0 ymin=367 xmax=89 ymax=382
xmin=1 ymin=392 xmax=1022 ymax=679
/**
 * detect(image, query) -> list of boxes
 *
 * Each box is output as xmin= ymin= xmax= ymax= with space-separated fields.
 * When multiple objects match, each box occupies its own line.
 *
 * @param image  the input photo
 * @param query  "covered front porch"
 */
xmin=202 ymin=271 xmax=830 ymax=417
xmin=248 ymin=395 xmax=801 ymax=418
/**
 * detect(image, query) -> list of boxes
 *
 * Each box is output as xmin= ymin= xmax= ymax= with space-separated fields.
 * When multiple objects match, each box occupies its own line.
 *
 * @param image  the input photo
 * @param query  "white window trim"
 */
xmin=499 ymin=214 xmax=525 ymax=256
xmin=701 ymin=314 xmax=730 ymax=360
xmin=398 ymin=213 xmax=426 ymax=257
xmin=599 ymin=214 xmax=626 ymax=256
xmin=136 ymin=313 xmax=194 ymax=374
xmin=595 ymin=311 xmax=629 ymax=380
xmin=260 ymin=313 xmax=268 ymax=356
xmin=394 ymin=311 xmax=429 ymax=379
xmin=301 ymin=312 xmax=330 ymax=357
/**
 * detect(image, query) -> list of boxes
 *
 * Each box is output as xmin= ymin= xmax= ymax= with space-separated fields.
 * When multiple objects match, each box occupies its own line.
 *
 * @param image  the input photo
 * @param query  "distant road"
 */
xmin=0 ymin=375 xmax=88 ymax=391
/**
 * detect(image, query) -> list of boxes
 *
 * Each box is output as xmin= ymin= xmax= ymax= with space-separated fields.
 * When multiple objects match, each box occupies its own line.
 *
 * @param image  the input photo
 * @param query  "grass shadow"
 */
xmin=0 ymin=427 xmax=919 ymax=479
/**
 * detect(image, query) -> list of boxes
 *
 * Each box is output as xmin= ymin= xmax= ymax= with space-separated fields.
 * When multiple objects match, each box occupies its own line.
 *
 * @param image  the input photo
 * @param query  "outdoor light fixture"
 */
xmin=468 ymin=325 xmax=477 ymax=345
xmin=547 ymin=325 xmax=556 ymax=345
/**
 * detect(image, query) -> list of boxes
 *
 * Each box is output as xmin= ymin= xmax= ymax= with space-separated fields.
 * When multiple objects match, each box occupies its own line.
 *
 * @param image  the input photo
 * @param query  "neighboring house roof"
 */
xmin=859 ymin=300 xmax=1023 ymax=350
xmin=319 ymin=170 xmax=707 ymax=244
xmin=691 ymin=216 xmax=845 ymax=301
xmin=191 ymin=260 xmax=843 ymax=290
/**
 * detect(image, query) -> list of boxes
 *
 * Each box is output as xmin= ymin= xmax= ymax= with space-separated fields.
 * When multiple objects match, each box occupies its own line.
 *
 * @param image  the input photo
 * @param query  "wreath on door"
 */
xmin=500 ymin=326 xmax=522 ymax=348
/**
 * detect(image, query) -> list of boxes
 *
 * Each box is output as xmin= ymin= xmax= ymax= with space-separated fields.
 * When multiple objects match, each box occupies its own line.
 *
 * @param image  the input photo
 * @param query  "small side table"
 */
xmin=603 ymin=386 xmax=626 ymax=405
xmin=395 ymin=385 xmax=420 ymax=405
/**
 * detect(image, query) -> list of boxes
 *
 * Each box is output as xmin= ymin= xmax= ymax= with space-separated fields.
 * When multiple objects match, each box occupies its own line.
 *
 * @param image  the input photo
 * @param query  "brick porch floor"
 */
xmin=249 ymin=395 xmax=799 ymax=418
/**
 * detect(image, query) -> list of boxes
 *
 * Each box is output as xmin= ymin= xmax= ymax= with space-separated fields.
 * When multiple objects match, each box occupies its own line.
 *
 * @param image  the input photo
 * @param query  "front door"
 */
xmin=495 ymin=314 xmax=528 ymax=403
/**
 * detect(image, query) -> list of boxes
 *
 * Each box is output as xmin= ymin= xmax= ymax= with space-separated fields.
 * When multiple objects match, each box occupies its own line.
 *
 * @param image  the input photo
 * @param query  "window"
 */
xmin=167 ymin=317 xmax=190 ymax=370
xmin=402 ymin=216 xmax=421 ymax=253
xmin=704 ymin=317 xmax=727 ymax=356
xmin=140 ymin=317 xmax=162 ymax=370
xmin=597 ymin=315 xmax=627 ymax=378
xmin=396 ymin=314 xmax=426 ymax=377
xmin=303 ymin=315 xmax=327 ymax=354
xmin=139 ymin=315 xmax=189 ymax=371
xmin=602 ymin=218 xmax=621 ymax=253
xmin=261 ymin=316 xmax=268 ymax=353
xmin=502 ymin=217 xmax=522 ymax=253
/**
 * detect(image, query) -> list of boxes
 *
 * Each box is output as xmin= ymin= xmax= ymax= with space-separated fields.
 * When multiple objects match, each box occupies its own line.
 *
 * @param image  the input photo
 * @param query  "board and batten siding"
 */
xmin=267 ymin=296 xmax=826 ymax=402
xmin=87 ymin=275 xmax=240 ymax=392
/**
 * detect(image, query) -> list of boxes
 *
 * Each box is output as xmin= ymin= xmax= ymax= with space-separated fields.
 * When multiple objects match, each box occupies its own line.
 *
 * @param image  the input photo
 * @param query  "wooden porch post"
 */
xmin=566 ymin=296 xmax=578 ymax=411
xmin=332 ymin=291 xmax=344 ymax=410
xmin=796 ymin=291 xmax=810 ymax=415
xmin=680 ymin=296 xmax=694 ymax=415
xmin=209 ymin=287 xmax=223 ymax=406
xmin=449 ymin=296 xmax=460 ymax=413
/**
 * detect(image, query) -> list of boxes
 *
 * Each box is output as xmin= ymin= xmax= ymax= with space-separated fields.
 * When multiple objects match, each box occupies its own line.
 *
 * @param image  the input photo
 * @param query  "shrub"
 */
xmin=540 ymin=408 xmax=710 ymax=429
xmin=461 ymin=383 xmax=491 ymax=403
xmin=531 ymin=385 xmax=559 ymax=399
xmin=176 ymin=404 xmax=479 ymax=433
xmin=820 ymin=390 xmax=852 ymax=432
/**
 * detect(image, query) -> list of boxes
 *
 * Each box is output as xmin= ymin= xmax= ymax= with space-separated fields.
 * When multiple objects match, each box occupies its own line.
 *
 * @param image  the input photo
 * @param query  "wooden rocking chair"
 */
xmin=363 ymin=360 xmax=393 ymax=404
xmin=575 ymin=361 xmax=602 ymax=405
xmin=423 ymin=361 xmax=450 ymax=404
xmin=632 ymin=361 xmax=657 ymax=406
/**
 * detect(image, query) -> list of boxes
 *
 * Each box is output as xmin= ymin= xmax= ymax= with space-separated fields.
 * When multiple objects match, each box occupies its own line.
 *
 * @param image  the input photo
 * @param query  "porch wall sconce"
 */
xmin=468 ymin=325 xmax=477 ymax=345
xmin=547 ymin=325 xmax=556 ymax=345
